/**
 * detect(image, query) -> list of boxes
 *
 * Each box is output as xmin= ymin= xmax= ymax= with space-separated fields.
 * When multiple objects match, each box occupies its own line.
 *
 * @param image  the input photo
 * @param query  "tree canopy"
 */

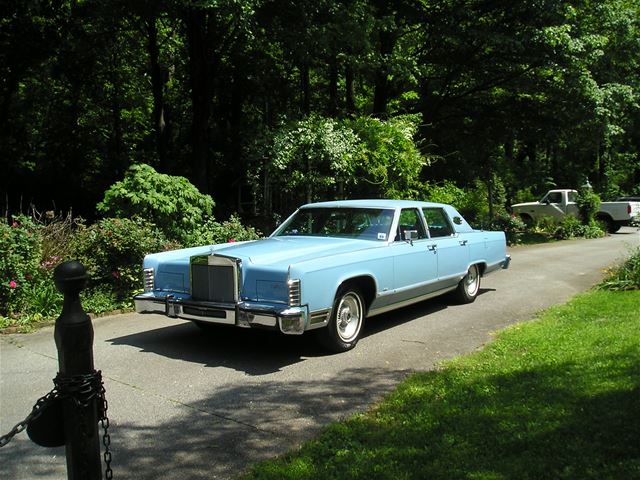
xmin=1 ymin=0 xmax=639 ymax=222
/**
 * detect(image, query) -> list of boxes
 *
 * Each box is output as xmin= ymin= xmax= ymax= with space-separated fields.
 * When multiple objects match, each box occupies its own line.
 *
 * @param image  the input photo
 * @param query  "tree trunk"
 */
xmin=300 ymin=62 xmax=310 ymax=114
xmin=373 ymin=29 xmax=395 ymax=117
xmin=345 ymin=65 xmax=355 ymax=114
xmin=146 ymin=14 xmax=170 ymax=171
xmin=328 ymin=54 xmax=338 ymax=116
xmin=184 ymin=8 xmax=217 ymax=194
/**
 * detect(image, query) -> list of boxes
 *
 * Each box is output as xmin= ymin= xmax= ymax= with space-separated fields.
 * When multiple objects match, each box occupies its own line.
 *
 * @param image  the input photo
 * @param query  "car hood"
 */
xmin=511 ymin=201 xmax=540 ymax=208
xmin=146 ymin=236 xmax=382 ymax=269
xmin=211 ymin=236 xmax=380 ymax=266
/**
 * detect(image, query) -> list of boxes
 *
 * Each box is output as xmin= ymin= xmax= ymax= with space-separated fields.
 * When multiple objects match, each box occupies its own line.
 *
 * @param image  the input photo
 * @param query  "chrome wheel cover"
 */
xmin=335 ymin=292 xmax=363 ymax=342
xmin=465 ymin=265 xmax=480 ymax=297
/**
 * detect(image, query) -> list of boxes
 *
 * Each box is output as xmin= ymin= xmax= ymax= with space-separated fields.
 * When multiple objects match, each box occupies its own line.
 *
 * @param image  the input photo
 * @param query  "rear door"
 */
xmin=422 ymin=207 xmax=469 ymax=289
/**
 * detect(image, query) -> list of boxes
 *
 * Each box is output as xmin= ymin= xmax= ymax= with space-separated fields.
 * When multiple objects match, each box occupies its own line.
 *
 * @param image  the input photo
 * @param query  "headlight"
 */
xmin=287 ymin=279 xmax=301 ymax=306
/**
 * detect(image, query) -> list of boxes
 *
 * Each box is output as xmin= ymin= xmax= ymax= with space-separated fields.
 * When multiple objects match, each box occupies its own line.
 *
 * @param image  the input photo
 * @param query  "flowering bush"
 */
xmin=0 ymin=216 xmax=43 ymax=316
xmin=71 ymin=217 xmax=172 ymax=296
xmin=181 ymin=215 xmax=262 ymax=247
xmin=489 ymin=213 xmax=526 ymax=245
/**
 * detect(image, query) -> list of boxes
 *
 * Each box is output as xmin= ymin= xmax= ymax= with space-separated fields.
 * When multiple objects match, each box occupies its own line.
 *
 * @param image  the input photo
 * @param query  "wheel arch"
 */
xmin=335 ymin=275 xmax=377 ymax=313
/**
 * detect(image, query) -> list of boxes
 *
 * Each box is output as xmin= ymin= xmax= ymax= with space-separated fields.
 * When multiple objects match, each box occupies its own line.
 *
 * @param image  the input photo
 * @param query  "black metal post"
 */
xmin=53 ymin=261 xmax=102 ymax=480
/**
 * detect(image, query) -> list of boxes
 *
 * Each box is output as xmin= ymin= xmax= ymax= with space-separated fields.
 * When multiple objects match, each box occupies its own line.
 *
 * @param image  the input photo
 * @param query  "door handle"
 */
xmin=459 ymin=240 xmax=468 ymax=246
xmin=427 ymin=244 xmax=437 ymax=252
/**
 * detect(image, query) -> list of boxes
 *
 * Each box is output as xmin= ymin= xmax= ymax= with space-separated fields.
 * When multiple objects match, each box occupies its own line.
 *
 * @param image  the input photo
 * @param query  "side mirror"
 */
xmin=403 ymin=229 xmax=418 ymax=245
xmin=453 ymin=216 xmax=463 ymax=225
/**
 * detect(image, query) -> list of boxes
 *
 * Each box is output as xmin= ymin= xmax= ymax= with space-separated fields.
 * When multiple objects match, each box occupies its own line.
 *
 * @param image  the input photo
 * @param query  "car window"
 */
xmin=396 ymin=208 xmax=426 ymax=241
xmin=567 ymin=191 xmax=577 ymax=202
xmin=545 ymin=192 xmax=562 ymax=203
xmin=276 ymin=207 xmax=394 ymax=241
xmin=422 ymin=208 xmax=454 ymax=237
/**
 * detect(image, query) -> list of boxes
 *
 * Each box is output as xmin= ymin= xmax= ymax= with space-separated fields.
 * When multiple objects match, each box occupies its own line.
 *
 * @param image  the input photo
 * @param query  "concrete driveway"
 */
xmin=1 ymin=228 xmax=638 ymax=479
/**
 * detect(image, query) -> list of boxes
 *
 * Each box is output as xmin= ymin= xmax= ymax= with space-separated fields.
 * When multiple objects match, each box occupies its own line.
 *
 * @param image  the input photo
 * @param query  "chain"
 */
xmin=99 ymin=381 xmax=113 ymax=479
xmin=0 ymin=370 xmax=113 ymax=478
xmin=0 ymin=388 xmax=58 ymax=448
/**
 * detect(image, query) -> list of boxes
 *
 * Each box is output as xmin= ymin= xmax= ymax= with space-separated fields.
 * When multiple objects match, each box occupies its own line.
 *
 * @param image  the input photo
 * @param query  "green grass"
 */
xmin=242 ymin=290 xmax=640 ymax=480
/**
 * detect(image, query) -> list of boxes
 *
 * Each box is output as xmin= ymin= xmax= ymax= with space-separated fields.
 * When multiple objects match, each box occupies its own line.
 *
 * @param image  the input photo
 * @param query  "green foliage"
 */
xmin=244 ymin=289 xmax=640 ymax=479
xmin=422 ymin=180 xmax=468 ymax=208
xmin=21 ymin=279 xmax=63 ymax=318
xmin=182 ymin=214 xmax=262 ymax=247
xmin=553 ymin=216 xmax=605 ymax=240
xmin=599 ymin=247 xmax=640 ymax=291
xmin=347 ymin=114 xmax=428 ymax=199
xmin=81 ymin=285 xmax=133 ymax=315
xmin=270 ymin=115 xmax=359 ymax=204
xmin=97 ymin=164 xmax=215 ymax=243
xmin=489 ymin=213 xmax=527 ymax=245
xmin=71 ymin=217 xmax=170 ymax=296
xmin=0 ymin=216 xmax=43 ymax=316
xmin=576 ymin=186 xmax=601 ymax=225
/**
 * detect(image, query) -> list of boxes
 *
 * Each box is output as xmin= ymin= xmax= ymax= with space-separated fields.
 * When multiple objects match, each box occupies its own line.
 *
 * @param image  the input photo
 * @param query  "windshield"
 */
xmin=274 ymin=207 xmax=394 ymax=241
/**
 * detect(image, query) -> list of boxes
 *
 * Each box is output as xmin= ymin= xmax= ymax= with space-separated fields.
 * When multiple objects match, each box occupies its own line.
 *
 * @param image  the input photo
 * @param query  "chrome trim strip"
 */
xmin=306 ymin=309 xmax=330 ymax=329
xmin=368 ymin=285 xmax=457 ymax=318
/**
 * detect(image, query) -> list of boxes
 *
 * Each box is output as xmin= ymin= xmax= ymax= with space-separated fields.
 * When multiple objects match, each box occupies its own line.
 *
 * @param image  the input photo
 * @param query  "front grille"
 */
xmin=191 ymin=255 xmax=239 ymax=303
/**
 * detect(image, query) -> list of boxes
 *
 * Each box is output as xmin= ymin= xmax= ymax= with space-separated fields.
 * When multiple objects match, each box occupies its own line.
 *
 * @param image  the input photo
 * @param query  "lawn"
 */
xmin=242 ymin=290 xmax=640 ymax=480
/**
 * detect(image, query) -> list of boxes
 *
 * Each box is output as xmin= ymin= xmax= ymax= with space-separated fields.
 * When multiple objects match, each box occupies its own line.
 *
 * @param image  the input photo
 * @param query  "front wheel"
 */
xmin=318 ymin=287 xmax=366 ymax=353
xmin=454 ymin=264 xmax=481 ymax=304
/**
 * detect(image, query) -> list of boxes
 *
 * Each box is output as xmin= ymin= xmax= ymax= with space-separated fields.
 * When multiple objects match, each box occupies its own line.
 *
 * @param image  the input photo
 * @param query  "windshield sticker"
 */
xmin=378 ymin=233 xmax=387 ymax=240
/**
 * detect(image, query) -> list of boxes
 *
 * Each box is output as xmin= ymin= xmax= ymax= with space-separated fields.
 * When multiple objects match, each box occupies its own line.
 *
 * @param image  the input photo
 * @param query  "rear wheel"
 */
xmin=519 ymin=213 xmax=534 ymax=227
xmin=454 ymin=264 xmax=481 ymax=304
xmin=597 ymin=215 xmax=620 ymax=233
xmin=318 ymin=287 xmax=366 ymax=353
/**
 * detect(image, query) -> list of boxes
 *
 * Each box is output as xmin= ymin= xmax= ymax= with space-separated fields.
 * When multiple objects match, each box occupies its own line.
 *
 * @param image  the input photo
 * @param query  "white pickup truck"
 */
xmin=511 ymin=189 xmax=640 ymax=233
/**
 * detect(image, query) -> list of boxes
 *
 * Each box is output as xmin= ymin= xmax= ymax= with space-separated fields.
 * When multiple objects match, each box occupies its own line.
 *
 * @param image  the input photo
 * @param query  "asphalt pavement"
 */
xmin=1 ymin=227 xmax=638 ymax=479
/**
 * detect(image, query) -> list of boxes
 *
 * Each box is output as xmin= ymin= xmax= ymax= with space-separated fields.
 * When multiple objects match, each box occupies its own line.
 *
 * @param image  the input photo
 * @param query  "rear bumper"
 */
xmin=133 ymin=293 xmax=307 ymax=335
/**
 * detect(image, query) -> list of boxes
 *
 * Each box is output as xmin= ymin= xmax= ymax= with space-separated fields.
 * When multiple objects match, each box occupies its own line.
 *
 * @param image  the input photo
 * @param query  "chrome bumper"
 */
xmin=133 ymin=294 xmax=307 ymax=335
xmin=502 ymin=254 xmax=511 ymax=269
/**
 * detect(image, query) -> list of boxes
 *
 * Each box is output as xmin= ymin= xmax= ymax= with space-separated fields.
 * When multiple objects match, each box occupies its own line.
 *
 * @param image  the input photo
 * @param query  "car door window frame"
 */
xmin=422 ymin=207 xmax=455 ymax=238
xmin=394 ymin=208 xmax=428 ymax=242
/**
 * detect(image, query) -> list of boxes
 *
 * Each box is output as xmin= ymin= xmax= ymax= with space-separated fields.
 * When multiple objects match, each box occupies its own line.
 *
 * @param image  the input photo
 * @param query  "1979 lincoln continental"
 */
xmin=134 ymin=199 xmax=510 ymax=352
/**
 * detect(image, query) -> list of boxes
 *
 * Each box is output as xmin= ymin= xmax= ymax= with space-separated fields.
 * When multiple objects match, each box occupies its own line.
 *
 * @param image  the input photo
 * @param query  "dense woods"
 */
xmin=2 ymin=0 xmax=639 ymax=223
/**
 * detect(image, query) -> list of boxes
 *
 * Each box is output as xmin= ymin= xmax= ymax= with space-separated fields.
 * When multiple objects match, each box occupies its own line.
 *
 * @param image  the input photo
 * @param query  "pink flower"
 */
xmin=9 ymin=280 xmax=17 ymax=289
xmin=11 ymin=222 xmax=18 ymax=228
xmin=227 ymin=239 xmax=237 ymax=243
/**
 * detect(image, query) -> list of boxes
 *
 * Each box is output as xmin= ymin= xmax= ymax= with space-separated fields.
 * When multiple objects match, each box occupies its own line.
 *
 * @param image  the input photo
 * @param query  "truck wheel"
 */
xmin=319 ymin=287 xmax=366 ymax=353
xmin=597 ymin=215 xmax=620 ymax=233
xmin=454 ymin=264 xmax=481 ymax=304
xmin=519 ymin=214 xmax=533 ymax=227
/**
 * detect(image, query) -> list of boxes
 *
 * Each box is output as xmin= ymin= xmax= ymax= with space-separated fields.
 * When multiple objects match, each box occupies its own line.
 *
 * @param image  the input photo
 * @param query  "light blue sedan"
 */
xmin=134 ymin=200 xmax=510 ymax=352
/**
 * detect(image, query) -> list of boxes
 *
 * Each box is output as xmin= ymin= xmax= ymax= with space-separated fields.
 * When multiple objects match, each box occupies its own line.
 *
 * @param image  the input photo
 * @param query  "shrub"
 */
xmin=182 ymin=215 xmax=262 ymax=247
xmin=422 ymin=181 xmax=469 ymax=210
xmin=489 ymin=213 xmax=526 ymax=245
xmin=0 ymin=215 xmax=43 ymax=316
xmin=71 ymin=217 xmax=171 ymax=296
xmin=576 ymin=186 xmax=601 ymax=225
xmin=97 ymin=164 xmax=215 ymax=243
xmin=599 ymin=247 xmax=640 ymax=291
xmin=553 ymin=216 xmax=605 ymax=240
xmin=347 ymin=114 xmax=427 ymax=199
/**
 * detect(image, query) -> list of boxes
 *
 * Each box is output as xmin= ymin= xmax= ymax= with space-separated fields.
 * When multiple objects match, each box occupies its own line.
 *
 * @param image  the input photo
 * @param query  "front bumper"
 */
xmin=133 ymin=293 xmax=307 ymax=335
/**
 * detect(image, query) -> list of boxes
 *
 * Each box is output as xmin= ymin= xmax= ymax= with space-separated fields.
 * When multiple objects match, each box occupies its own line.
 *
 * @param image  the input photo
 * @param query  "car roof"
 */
xmin=299 ymin=199 xmax=448 ymax=209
